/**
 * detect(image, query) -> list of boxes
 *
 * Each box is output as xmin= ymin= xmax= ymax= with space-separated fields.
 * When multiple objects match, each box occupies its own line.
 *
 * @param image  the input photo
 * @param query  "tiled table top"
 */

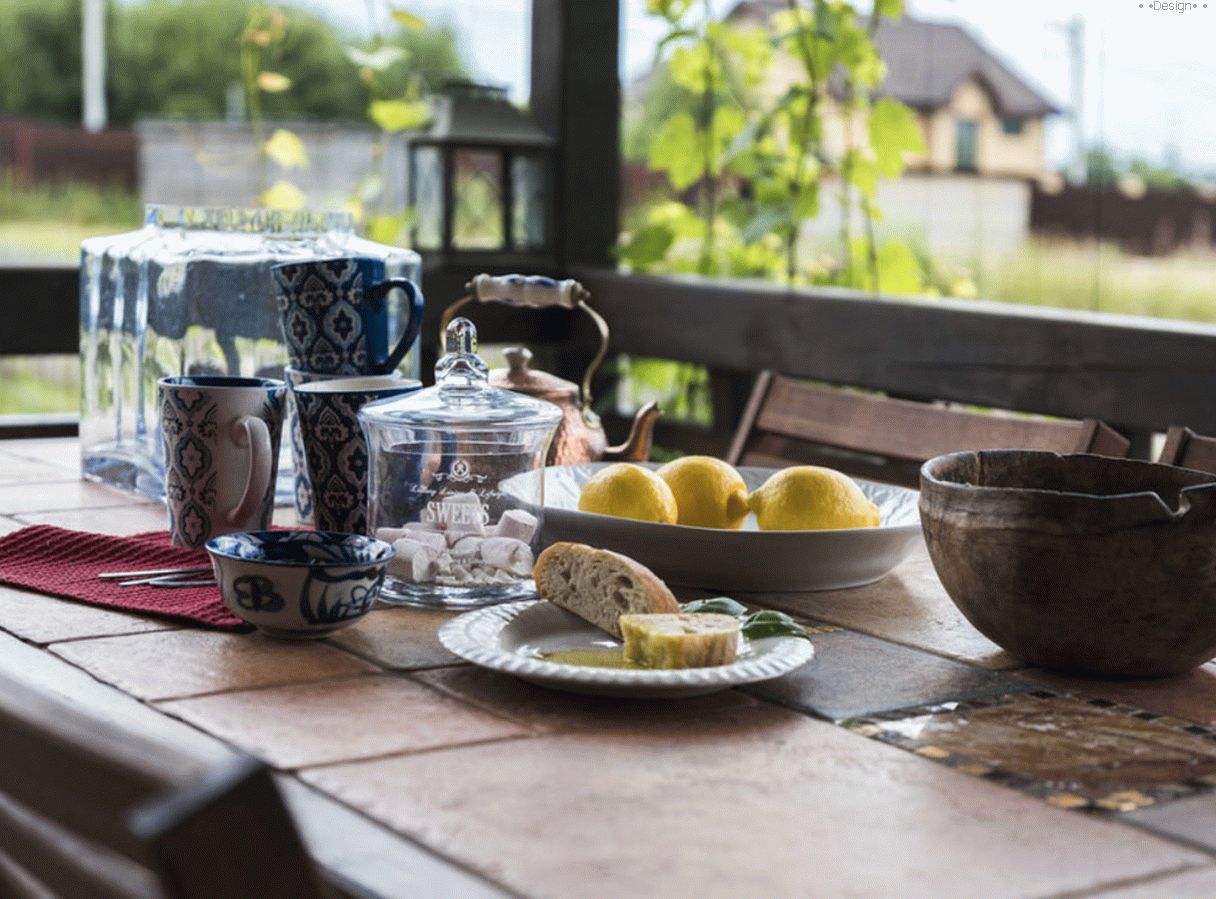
xmin=3 ymin=438 xmax=1216 ymax=897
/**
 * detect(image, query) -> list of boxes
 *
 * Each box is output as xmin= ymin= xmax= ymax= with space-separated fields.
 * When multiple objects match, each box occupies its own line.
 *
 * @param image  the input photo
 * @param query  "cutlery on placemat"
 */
xmin=97 ymin=566 xmax=216 ymax=588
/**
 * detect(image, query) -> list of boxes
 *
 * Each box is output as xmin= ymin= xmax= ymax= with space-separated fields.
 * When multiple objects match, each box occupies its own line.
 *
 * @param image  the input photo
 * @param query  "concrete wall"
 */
xmin=801 ymin=171 xmax=1033 ymax=257
xmin=136 ymin=121 xmax=408 ymax=211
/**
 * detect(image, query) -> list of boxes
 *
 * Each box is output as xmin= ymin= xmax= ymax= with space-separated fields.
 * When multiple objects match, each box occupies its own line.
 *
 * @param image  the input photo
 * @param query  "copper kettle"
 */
xmin=440 ymin=274 xmax=661 ymax=466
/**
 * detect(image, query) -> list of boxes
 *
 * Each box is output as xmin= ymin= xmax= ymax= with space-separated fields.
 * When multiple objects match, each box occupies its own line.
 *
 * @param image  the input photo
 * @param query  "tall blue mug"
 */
xmin=272 ymin=256 xmax=424 ymax=376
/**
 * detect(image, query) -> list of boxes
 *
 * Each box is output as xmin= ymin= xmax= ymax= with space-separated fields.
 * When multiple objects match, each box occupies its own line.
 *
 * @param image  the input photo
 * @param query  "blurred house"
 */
xmin=731 ymin=2 xmax=1059 ymax=179
xmin=624 ymin=3 xmax=1065 ymax=256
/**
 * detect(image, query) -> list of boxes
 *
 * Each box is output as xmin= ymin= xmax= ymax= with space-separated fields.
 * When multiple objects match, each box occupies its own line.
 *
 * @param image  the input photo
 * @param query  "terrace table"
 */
xmin=3 ymin=437 xmax=1216 ymax=897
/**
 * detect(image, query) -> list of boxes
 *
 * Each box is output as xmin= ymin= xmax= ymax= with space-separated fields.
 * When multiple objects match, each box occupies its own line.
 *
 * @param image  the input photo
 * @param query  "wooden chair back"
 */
xmin=1158 ymin=426 xmax=1216 ymax=473
xmin=0 ymin=671 xmax=329 ymax=898
xmin=726 ymin=372 xmax=1130 ymax=487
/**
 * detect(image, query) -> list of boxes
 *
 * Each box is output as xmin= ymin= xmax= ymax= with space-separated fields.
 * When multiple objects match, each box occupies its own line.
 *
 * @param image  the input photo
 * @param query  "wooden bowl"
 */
xmin=920 ymin=451 xmax=1216 ymax=676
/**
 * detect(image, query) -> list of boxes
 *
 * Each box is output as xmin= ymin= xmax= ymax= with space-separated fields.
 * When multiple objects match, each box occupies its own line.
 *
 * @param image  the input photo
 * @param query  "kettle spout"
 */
xmin=604 ymin=401 xmax=661 ymax=462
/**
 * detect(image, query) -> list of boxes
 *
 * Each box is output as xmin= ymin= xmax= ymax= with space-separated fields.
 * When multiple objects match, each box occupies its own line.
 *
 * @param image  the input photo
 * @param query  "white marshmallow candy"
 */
xmin=376 ymin=526 xmax=447 ymax=553
xmin=493 ymin=509 xmax=538 ymax=543
xmin=480 ymin=537 xmax=534 ymax=577
xmin=388 ymin=538 xmax=442 ymax=583
xmin=403 ymin=527 xmax=448 ymax=552
xmin=450 ymin=535 xmax=483 ymax=559
xmin=437 ymin=492 xmax=489 ymax=537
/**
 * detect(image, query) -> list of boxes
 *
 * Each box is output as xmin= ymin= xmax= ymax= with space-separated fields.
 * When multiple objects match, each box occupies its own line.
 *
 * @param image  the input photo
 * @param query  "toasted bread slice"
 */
xmin=620 ymin=613 xmax=740 ymax=668
xmin=533 ymin=542 xmax=679 ymax=639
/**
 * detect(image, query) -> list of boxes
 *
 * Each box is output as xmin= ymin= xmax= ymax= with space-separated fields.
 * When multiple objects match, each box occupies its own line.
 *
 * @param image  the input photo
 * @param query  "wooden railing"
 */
xmin=7 ymin=261 xmax=1216 ymax=455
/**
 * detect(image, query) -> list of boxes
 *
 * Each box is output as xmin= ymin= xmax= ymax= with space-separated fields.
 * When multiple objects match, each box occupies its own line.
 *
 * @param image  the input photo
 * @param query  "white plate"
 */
xmin=502 ymin=464 xmax=923 ymax=592
xmin=438 ymin=600 xmax=815 ymax=698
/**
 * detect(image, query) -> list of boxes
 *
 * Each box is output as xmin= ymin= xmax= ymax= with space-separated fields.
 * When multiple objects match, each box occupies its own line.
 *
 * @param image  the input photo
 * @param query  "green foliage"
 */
xmin=1082 ymin=145 xmax=1192 ymax=191
xmin=619 ymin=0 xmax=928 ymax=294
xmin=0 ymin=0 xmax=466 ymax=126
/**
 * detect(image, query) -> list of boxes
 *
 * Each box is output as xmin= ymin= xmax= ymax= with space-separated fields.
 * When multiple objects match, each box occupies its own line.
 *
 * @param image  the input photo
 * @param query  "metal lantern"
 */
xmin=408 ymin=82 xmax=554 ymax=257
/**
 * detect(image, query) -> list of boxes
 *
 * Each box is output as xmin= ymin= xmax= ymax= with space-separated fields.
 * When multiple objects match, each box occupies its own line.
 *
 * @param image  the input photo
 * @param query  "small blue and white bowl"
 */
xmin=206 ymin=530 xmax=394 ymax=639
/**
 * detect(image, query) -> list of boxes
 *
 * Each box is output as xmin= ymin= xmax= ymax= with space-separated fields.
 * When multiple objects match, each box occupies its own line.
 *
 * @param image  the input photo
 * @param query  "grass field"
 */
xmin=973 ymin=240 xmax=1216 ymax=324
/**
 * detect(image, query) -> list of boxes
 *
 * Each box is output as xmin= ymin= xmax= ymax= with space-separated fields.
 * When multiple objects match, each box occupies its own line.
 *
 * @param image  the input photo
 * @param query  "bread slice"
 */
xmin=620 ymin=613 xmax=740 ymax=668
xmin=533 ymin=542 xmax=679 ymax=639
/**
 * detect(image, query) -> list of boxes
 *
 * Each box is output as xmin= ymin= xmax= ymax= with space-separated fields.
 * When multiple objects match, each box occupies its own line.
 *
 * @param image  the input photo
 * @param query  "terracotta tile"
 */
xmin=51 ymin=629 xmax=377 ymax=700
xmin=0 ymin=584 xmax=174 ymax=644
xmin=1025 ymin=664 xmax=1216 ymax=727
xmin=745 ymin=629 xmax=1028 ymax=721
xmin=16 ymin=503 xmax=168 ymax=536
xmin=413 ymin=666 xmax=759 ymax=732
xmin=750 ymin=547 xmax=1023 ymax=670
xmin=0 ymin=439 xmax=80 ymax=471
xmin=867 ymin=694 xmax=1216 ymax=804
xmin=1091 ymin=866 xmax=1216 ymax=898
xmin=1127 ymin=794 xmax=1216 ymax=854
xmin=158 ymin=674 xmax=527 ymax=768
xmin=302 ymin=705 xmax=1201 ymax=899
xmin=328 ymin=607 xmax=461 ymax=670
xmin=0 ymin=453 xmax=75 ymax=485
xmin=278 ymin=778 xmax=509 ymax=898
xmin=0 ymin=480 xmax=139 ymax=515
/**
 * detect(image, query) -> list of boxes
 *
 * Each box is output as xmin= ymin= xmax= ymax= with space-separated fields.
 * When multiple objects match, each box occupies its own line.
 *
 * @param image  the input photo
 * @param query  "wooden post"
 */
xmin=530 ymin=0 xmax=621 ymax=269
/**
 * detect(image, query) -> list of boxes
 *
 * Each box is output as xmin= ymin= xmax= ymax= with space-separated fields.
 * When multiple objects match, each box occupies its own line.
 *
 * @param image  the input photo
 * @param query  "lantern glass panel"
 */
xmin=453 ymin=149 xmax=504 ymax=250
xmin=411 ymin=145 xmax=444 ymax=250
xmin=511 ymin=153 xmax=547 ymax=250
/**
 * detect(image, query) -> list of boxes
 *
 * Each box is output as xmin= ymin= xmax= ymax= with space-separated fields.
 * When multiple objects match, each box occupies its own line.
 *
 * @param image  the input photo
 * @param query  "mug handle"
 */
xmin=227 ymin=416 xmax=273 ymax=527
xmin=368 ymin=278 xmax=424 ymax=374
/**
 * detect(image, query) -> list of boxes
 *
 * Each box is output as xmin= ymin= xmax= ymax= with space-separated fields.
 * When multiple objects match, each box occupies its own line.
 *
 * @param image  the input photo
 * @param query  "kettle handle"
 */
xmin=440 ymin=274 xmax=610 ymax=417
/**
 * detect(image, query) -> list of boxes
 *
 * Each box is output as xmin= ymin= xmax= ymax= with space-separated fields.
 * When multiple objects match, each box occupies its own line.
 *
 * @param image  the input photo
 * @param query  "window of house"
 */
xmin=955 ymin=120 xmax=978 ymax=172
xmin=1001 ymin=115 xmax=1025 ymax=135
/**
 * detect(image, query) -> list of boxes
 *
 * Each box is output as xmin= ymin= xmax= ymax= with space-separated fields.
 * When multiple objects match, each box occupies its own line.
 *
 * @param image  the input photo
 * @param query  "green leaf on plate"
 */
xmin=680 ymin=597 xmax=748 ymax=617
xmin=740 ymin=609 xmax=812 ymax=641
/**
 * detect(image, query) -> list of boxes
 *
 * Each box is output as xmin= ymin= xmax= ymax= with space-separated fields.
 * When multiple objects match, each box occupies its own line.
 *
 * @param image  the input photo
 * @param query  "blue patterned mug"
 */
xmin=285 ymin=367 xmax=411 ymax=524
xmin=272 ymin=256 xmax=424 ymax=376
xmin=159 ymin=376 xmax=287 ymax=548
xmin=293 ymin=376 xmax=421 ymax=534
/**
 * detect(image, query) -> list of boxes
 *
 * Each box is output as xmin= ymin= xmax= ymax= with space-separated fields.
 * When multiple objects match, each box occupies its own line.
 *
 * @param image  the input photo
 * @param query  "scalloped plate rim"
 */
xmin=438 ymin=600 xmax=815 ymax=698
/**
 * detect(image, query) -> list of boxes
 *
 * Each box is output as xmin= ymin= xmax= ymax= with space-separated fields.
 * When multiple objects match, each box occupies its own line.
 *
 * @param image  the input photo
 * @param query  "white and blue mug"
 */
xmin=159 ymin=376 xmax=287 ymax=548
xmin=285 ymin=367 xmax=409 ymax=524
xmin=293 ymin=376 xmax=421 ymax=534
xmin=272 ymin=256 xmax=424 ymax=376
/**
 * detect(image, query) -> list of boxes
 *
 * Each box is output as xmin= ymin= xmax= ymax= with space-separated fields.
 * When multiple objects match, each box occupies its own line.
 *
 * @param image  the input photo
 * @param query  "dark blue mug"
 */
xmin=272 ymin=256 xmax=424 ymax=376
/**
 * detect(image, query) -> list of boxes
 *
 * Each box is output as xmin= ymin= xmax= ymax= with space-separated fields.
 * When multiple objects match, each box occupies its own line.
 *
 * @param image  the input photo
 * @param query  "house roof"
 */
xmin=729 ymin=2 xmax=1060 ymax=118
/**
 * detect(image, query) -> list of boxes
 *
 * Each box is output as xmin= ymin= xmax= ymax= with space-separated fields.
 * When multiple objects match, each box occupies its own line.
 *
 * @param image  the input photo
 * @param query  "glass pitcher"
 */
xmin=80 ymin=205 xmax=422 ymax=502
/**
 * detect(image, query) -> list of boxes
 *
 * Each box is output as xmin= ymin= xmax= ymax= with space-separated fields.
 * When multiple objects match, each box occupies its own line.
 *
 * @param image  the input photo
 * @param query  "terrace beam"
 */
xmin=573 ymin=266 xmax=1216 ymax=437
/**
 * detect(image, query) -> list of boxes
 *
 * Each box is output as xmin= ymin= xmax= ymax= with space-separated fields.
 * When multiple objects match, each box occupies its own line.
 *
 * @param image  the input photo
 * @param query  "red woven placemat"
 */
xmin=0 ymin=525 xmax=249 ymax=630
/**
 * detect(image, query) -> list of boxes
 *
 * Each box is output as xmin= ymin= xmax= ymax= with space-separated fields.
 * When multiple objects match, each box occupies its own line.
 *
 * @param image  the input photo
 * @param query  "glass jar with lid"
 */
xmin=360 ymin=318 xmax=561 ymax=609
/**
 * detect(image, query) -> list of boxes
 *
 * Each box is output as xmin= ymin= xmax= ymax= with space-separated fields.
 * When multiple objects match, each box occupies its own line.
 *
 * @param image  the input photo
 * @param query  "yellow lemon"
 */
xmin=748 ymin=466 xmax=881 ymax=531
xmin=578 ymin=463 xmax=678 ymax=524
xmin=656 ymin=455 xmax=750 ymax=529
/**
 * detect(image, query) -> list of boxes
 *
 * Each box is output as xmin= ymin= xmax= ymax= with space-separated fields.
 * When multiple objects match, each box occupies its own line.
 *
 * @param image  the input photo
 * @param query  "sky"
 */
xmin=304 ymin=0 xmax=1216 ymax=176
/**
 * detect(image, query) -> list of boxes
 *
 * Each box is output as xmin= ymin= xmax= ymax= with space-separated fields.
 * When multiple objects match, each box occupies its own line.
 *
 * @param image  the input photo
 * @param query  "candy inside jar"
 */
xmin=359 ymin=318 xmax=562 ymax=609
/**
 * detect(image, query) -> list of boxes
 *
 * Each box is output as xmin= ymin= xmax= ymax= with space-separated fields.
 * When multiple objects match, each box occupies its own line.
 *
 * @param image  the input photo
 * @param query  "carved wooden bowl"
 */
xmin=920 ymin=451 xmax=1216 ymax=677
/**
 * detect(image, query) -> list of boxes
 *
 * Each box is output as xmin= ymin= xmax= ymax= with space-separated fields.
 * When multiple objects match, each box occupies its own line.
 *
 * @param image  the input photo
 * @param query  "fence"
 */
xmin=1031 ymin=183 xmax=1216 ymax=254
xmin=0 ymin=120 xmax=136 ymax=189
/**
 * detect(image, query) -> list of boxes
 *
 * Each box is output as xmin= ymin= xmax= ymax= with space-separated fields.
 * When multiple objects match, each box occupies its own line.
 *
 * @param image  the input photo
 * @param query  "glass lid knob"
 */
xmin=435 ymin=317 xmax=489 ymax=388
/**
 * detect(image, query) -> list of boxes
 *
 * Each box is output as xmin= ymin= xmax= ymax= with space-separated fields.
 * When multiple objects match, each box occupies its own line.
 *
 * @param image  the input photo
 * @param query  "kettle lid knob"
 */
xmin=504 ymin=346 xmax=533 ymax=374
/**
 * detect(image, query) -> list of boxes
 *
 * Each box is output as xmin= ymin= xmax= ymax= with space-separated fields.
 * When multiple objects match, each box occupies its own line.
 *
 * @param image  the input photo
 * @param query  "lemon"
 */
xmin=748 ymin=466 xmax=881 ymax=530
xmin=656 ymin=455 xmax=750 ymax=529
xmin=578 ymin=463 xmax=678 ymax=524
